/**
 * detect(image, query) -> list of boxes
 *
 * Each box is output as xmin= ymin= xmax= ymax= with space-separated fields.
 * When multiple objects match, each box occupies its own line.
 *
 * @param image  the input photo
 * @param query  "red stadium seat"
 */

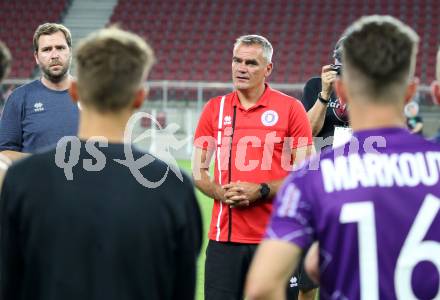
xmin=0 ymin=0 xmax=69 ymax=78
xmin=6 ymin=0 xmax=434 ymax=84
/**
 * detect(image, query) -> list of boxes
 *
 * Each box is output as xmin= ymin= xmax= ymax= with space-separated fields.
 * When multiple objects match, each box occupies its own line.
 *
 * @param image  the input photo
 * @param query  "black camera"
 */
xmin=330 ymin=64 xmax=342 ymax=75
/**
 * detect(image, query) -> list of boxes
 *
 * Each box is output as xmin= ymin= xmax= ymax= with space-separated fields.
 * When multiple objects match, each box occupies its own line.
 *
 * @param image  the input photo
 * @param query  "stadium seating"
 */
xmin=0 ymin=0 xmax=70 ymax=78
xmin=110 ymin=0 xmax=440 ymax=84
xmin=1 ymin=0 xmax=438 ymax=84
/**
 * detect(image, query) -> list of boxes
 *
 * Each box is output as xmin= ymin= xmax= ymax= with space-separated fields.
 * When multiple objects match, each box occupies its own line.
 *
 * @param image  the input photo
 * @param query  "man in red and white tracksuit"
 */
xmin=193 ymin=34 xmax=313 ymax=300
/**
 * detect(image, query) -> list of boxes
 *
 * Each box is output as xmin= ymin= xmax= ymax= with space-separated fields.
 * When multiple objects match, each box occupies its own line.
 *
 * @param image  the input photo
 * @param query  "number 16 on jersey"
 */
xmin=340 ymin=194 xmax=440 ymax=300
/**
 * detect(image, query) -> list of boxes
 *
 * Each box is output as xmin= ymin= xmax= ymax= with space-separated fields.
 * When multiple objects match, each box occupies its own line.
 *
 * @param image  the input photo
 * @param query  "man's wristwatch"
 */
xmin=259 ymin=183 xmax=270 ymax=200
xmin=318 ymin=92 xmax=330 ymax=104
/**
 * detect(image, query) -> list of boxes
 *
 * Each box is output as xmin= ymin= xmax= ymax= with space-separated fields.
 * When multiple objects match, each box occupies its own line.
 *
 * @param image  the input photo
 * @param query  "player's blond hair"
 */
xmin=74 ymin=26 xmax=155 ymax=112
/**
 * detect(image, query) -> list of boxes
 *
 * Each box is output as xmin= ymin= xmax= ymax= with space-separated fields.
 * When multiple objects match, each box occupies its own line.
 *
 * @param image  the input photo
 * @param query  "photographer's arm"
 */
xmin=307 ymin=95 xmax=328 ymax=136
xmin=306 ymin=65 xmax=337 ymax=136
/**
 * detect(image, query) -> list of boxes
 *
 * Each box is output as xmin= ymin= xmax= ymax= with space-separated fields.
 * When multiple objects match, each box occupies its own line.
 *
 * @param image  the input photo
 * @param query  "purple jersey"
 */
xmin=266 ymin=127 xmax=440 ymax=300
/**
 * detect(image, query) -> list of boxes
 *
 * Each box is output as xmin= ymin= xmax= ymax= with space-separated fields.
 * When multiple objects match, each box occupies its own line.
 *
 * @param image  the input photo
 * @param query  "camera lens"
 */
xmin=331 ymin=64 xmax=342 ymax=75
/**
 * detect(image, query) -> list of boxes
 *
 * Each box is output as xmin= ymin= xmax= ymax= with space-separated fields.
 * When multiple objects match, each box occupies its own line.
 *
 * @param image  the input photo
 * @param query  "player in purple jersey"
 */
xmin=246 ymin=15 xmax=440 ymax=300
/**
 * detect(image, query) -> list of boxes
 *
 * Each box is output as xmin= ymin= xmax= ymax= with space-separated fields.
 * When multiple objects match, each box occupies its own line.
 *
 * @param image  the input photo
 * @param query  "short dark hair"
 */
xmin=0 ymin=40 xmax=11 ymax=82
xmin=75 ymin=27 xmax=155 ymax=112
xmin=342 ymin=15 xmax=419 ymax=101
xmin=33 ymin=23 xmax=72 ymax=52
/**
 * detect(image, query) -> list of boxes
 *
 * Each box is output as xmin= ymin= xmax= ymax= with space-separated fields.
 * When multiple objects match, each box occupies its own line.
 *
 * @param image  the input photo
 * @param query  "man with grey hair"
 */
xmin=193 ymin=34 xmax=313 ymax=299
xmin=0 ymin=27 xmax=202 ymax=300
xmin=0 ymin=23 xmax=79 ymax=161
xmin=247 ymin=15 xmax=440 ymax=300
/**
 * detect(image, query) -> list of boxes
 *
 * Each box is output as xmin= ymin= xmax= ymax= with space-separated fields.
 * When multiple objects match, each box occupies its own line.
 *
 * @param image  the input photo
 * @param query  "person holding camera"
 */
xmin=301 ymin=37 xmax=349 ymax=150
xmin=291 ymin=37 xmax=350 ymax=300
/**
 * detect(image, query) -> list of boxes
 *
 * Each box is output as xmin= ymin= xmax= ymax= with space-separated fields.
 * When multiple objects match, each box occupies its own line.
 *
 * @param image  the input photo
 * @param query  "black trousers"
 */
xmin=204 ymin=240 xmax=317 ymax=300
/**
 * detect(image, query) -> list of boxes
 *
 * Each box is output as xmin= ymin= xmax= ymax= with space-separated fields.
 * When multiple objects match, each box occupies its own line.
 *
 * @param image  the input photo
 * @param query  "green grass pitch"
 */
xmin=177 ymin=159 xmax=319 ymax=300
xmin=177 ymin=160 xmax=212 ymax=300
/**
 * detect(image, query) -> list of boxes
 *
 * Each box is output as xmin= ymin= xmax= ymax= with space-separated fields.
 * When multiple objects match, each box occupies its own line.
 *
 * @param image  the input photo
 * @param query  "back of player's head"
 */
xmin=74 ymin=27 xmax=155 ymax=112
xmin=33 ymin=23 xmax=72 ymax=52
xmin=0 ymin=40 xmax=11 ymax=83
xmin=234 ymin=35 xmax=273 ymax=63
xmin=341 ymin=15 xmax=419 ymax=103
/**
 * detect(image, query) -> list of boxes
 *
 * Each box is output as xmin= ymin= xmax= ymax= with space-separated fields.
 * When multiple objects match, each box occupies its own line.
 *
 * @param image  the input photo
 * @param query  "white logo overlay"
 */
xmin=115 ymin=112 xmax=184 ymax=188
xmin=261 ymin=110 xmax=279 ymax=126
xmin=224 ymin=115 xmax=232 ymax=125
xmin=54 ymin=110 xmax=390 ymax=186
xmin=54 ymin=112 xmax=186 ymax=188
xmin=34 ymin=102 xmax=44 ymax=112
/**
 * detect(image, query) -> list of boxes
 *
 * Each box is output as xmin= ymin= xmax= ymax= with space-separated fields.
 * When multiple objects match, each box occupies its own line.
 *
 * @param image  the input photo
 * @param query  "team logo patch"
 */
xmin=289 ymin=276 xmax=298 ymax=288
xmin=261 ymin=110 xmax=279 ymax=126
xmin=224 ymin=115 xmax=232 ymax=125
xmin=33 ymin=102 xmax=45 ymax=112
